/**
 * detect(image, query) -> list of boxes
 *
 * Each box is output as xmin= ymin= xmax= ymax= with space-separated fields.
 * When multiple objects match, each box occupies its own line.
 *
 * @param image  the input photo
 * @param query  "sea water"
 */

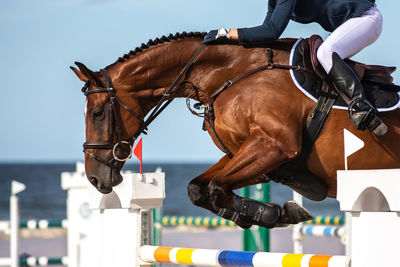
xmin=0 ymin=163 xmax=342 ymax=221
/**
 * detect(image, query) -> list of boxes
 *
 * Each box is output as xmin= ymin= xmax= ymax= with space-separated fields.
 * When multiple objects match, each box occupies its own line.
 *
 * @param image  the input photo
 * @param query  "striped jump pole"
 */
xmin=0 ymin=220 xmax=68 ymax=234
xmin=160 ymin=216 xmax=236 ymax=228
xmin=19 ymin=220 xmax=68 ymax=229
xmin=298 ymin=225 xmax=345 ymax=238
xmin=0 ymin=219 xmax=71 ymax=232
xmin=20 ymin=257 xmax=68 ymax=266
xmin=139 ymin=246 xmax=350 ymax=267
xmin=0 ymin=257 xmax=68 ymax=267
xmin=304 ymin=216 xmax=345 ymax=226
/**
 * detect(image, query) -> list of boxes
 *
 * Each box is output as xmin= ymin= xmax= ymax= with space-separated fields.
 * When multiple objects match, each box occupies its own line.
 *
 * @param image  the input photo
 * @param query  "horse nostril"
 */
xmin=90 ymin=177 xmax=99 ymax=187
xmin=98 ymin=184 xmax=112 ymax=194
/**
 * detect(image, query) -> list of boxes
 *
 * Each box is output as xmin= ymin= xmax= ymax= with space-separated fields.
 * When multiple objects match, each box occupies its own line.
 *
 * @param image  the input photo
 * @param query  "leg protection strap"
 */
xmin=233 ymin=196 xmax=281 ymax=228
xmin=217 ymin=208 xmax=252 ymax=229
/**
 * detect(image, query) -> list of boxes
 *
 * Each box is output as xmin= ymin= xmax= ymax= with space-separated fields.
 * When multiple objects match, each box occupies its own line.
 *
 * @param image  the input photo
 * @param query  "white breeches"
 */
xmin=317 ymin=6 xmax=383 ymax=73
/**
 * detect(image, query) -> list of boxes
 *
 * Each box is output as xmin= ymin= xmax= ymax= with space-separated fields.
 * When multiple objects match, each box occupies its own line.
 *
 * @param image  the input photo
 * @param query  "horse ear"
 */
xmin=70 ymin=65 xmax=88 ymax=82
xmin=71 ymin=62 xmax=104 ymax=87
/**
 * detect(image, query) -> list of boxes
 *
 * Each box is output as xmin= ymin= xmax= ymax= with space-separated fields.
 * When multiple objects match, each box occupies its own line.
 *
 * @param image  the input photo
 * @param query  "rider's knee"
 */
xmin=317 ymin=43 xmax=334 ymax=73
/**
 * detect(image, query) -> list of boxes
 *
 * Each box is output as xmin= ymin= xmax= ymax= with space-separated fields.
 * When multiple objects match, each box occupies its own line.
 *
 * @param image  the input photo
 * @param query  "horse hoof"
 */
xmin=281 ymin=200 xmax=313 ymax=224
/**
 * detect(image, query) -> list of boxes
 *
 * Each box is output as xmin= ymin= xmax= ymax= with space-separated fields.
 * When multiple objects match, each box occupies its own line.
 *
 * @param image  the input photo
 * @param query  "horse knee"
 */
xmin=187 ymin=180 xmax=209 ymax=207
xmin=208 ymin=180 xmax=233 ymax=210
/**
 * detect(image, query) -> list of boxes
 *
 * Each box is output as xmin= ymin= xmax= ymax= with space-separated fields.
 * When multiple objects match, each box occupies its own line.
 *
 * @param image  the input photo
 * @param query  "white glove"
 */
xmin=203 ymin=28 xmax=231 ymax=44
xmin=215 ymin=28 xmax=231 ymax=39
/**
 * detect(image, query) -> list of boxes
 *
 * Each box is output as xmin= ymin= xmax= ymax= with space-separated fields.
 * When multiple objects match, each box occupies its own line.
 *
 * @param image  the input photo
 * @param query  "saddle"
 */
xmin=296 ymin=35 xmax=400 ymax=109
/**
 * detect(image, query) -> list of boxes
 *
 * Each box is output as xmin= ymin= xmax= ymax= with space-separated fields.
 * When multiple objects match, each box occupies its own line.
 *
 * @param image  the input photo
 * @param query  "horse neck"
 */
xmin=106 ymin=38 xmax=293 ymax=114
xmin=106 ymin=38 xmax=205 ymax=111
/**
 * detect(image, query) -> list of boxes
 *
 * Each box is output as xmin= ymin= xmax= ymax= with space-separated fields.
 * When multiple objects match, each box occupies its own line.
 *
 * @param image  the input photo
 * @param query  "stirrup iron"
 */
xmin=348 ymin=98 xmax=388 ymax=136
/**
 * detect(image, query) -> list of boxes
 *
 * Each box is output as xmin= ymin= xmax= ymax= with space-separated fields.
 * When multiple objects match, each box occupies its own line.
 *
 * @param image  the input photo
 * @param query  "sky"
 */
xmin=0 ymin=0 xmax=398 ymax=163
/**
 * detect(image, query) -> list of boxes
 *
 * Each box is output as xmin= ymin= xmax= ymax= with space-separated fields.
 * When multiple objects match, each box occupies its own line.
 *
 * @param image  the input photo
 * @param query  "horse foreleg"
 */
xmin=187 ymin=155 xmax=255 ymax=228
xmin=209 ymin=130 xmax=313 ymax=228
xmin=187 ymin=155 xmax=230 ymax=211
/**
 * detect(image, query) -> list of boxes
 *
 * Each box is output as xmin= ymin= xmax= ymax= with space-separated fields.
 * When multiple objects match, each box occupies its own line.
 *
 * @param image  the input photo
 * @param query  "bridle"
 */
xmin=81 ymin=69 xmax=146 ymax=170
xmin=81 ymin=44 xmax=206 ymax=171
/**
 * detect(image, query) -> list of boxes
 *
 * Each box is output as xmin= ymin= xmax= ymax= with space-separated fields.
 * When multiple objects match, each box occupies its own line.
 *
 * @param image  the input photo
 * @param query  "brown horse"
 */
xmin=71 ymin=32 xmax=400 ymax=229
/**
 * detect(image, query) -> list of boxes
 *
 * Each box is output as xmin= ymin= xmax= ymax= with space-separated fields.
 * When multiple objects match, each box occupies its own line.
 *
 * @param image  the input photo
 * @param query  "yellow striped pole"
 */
xmin=140 ymin=245 xmax=350 ymax=267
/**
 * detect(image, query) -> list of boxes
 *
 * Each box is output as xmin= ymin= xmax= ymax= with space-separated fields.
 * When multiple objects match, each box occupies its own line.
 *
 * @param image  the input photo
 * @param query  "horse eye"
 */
xmin=92 ymin=109 xmax=105 ymax=120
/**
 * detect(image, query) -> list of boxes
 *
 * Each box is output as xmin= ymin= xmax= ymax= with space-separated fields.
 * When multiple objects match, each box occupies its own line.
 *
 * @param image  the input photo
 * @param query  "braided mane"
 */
xmin=108 ymin=31 xmax=206 ymax=68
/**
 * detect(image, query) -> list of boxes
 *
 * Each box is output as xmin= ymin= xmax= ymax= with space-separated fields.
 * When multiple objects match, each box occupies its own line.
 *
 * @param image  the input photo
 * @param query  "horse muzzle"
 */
xmin=84 ymin=150 xmax=124 ymax=194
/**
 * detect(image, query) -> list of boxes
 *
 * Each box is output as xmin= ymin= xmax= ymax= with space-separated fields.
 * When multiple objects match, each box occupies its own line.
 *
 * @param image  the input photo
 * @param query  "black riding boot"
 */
xmin=329 ymin=52 xmax=387 ymax=136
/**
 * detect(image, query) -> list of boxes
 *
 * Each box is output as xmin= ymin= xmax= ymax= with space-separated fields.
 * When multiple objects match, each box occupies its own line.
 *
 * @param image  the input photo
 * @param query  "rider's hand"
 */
xmin=202 ymin=28 xmax=231 ymax=44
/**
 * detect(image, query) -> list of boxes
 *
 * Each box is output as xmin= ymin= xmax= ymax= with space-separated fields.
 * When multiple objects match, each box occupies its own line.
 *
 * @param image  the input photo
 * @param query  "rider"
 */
xmin=203 ymin=0 xmax=387 ymax=136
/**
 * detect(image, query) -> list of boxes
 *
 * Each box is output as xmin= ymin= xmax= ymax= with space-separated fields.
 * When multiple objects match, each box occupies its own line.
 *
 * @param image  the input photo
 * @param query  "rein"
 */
xmin=82 ymin=44 xmax=207 ymax=170
xmin=132 ymin=44 xmax=207 ymax=140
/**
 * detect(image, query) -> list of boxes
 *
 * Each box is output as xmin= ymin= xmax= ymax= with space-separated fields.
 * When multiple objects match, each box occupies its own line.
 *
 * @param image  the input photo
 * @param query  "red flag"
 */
xmin=133 ymin=138 xmax=143 ymax=174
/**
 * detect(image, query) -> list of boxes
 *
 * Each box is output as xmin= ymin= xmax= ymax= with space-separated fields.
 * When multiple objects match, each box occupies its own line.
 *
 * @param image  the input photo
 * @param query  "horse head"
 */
xmin=71 ymin=33 xmax=211 ymax=194
xmin=71 ymin=62 xmax=146 ymax=193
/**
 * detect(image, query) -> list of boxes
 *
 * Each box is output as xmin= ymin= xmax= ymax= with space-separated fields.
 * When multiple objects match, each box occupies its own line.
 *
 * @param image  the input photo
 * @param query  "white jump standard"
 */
xmin=62 ymin=166 xmax=166 ymax=267
xmin=337 ymin=169 xmax=400 ymax=267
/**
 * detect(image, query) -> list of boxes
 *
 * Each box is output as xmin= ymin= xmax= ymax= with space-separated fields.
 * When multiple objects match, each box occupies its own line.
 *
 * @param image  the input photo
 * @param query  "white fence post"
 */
xmin=61 ymin=162 xmax=93 ymax=267
xmin=62 ymin=163 xmax=165 ymax=267
xmin=10 ymin=181 xmax=26 ymax=267
xmin=337 ymin=169 xmax=400 ymax=267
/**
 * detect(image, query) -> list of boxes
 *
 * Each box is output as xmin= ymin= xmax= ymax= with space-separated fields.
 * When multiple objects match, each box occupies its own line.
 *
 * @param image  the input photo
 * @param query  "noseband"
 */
xmin=82 ymin=44 xmax=206 ymax=171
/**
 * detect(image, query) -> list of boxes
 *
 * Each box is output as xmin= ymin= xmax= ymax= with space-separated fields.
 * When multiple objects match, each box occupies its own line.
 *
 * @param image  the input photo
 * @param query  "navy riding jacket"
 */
xmin=237 ymin=0 xmax=375 ymax=42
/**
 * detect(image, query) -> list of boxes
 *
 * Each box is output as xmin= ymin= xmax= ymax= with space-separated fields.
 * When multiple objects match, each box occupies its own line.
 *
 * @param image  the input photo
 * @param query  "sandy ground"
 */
xmin=0 ymin=226 xmax=344 ymax=266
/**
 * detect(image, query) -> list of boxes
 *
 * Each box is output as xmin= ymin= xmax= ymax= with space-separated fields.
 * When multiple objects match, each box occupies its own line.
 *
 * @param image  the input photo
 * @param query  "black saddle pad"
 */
xmin=290 ymin=39 xmax=400 ymax=112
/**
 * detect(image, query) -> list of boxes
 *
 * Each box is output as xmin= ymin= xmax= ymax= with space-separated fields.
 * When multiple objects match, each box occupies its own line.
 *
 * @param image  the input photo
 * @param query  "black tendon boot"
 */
xmin=329 ymin=52 xmax=387 ymax=136
xmin=233 ymin=196 xmax=313 ymax=228
xmin=216 ymin=208 xmax=253 ymax=229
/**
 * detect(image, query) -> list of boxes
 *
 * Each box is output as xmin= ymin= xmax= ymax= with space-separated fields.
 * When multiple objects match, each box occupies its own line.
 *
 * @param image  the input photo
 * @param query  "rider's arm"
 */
xmin=229 ymin=0 xmax=295 ymax=43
